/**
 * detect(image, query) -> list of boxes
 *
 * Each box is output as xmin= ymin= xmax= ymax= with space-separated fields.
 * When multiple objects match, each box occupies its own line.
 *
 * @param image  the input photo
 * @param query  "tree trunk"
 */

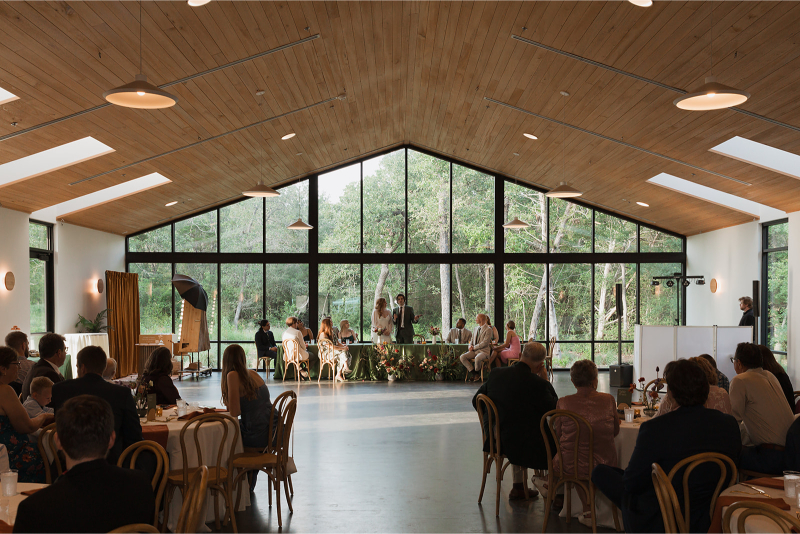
xmin=621 ymin=264 xmax=629 ymax=331
xmin=484 ymin=265 xmax=492 ymax=314
xmin=595 ymin=240 xmax=617 ymax=340
xmin=232 ymin=265 xmax=250 ymax=329
xmin=454 ymin=264 xmax=466 ymax=320
xmin=374 ymin=264 xmax=390 ymax=307
xmin=439 ymin=189 xmax=450 ymax=330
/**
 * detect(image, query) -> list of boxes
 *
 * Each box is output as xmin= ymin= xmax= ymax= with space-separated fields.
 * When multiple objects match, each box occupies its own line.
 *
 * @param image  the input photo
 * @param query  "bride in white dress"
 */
xmin=371 ymin=297 xmax=394 ymax=344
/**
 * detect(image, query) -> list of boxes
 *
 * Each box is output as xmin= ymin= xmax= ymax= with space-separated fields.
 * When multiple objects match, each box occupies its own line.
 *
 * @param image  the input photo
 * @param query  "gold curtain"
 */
xmin=106 ymin=270 xmax=140 ymax=378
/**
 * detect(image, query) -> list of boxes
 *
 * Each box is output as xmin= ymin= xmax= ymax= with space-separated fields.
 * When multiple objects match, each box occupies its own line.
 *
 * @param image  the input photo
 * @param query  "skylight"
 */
xmin=0 ymin=86 xmax=17 ymax=106
xmin=32 ymin=173 xmax=171 ymax=218
xmin=647 ymin=173 xmax=785 ymax=221
xmin=0 ymin=137 xmax=114 ymax=188
xmin=710 ymin=136 xmax=800 ymax=180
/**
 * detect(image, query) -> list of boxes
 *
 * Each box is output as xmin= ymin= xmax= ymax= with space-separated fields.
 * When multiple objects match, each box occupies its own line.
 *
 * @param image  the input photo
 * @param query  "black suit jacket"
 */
xmin=255 ymin=328 xmax=277 ymax=359
xmin=739 ymin=308 xmax=755 ymax=327
xmin=621 ymin=405 xmax=742 ymax=533
xmin=392 ymin=305 xmax=418 ymax=339
xmin=472 ymin=363 xmax=558 ymax=470
xmin=21 ymin=358 xmax=64 ymax=403
xmin=51 ymin=373 xmax=143 ymax=465
xmin=13 ymin=459 xmax=154 ymax=533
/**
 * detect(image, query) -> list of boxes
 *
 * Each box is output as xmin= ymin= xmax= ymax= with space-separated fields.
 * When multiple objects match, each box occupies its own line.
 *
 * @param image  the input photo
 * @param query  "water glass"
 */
xmin=1 ymin=470 xmax=17 ymax=497
xmin=624 ymin=408 xmax=634 ymax=423
xmin=176 ymin=400 xmax=187 ymax=417
xmin=784 ymin=471 xmax=800 ymax=498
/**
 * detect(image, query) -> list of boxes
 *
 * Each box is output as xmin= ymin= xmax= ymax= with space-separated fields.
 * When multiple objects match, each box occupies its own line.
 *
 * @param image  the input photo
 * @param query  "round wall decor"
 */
xmin=4 ymin=272 xmax=15 ymax=291
xmin=97 ymin=278 xmax=104 ymax=294
xmin=710 ymin=278 xmax=718 ymax=294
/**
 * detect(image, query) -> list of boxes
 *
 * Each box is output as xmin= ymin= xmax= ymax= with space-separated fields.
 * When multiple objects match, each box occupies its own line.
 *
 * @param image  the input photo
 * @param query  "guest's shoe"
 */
xmin=578 ymin=511 xmax=593 ymax=528
xmin=508 ymin=483 xmax=527 ymax=501
xmin=551 ymin=494 xmax=564 ymax=511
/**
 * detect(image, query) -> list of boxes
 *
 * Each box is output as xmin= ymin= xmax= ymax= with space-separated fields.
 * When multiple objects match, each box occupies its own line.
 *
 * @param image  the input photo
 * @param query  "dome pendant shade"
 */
xmin=545 ymin=182 xmax=583 ymax=198
xmin=243 ymin=181 xmax=280 ymax=198
xmin=287 ymin=218 xmax=313 ymax=230
xmin=502 ymin=217 xmax=530 ymax=229
xmin=103 ymin=74 xmax=178 ymax=109
xmin=673 ymin=77 xmax=750 ymax=111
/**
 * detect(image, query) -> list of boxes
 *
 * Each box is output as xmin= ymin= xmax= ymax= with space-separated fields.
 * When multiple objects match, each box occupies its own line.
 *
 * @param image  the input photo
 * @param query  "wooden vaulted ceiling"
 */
xmin=1 ymin=1 xmax=800 ymax=237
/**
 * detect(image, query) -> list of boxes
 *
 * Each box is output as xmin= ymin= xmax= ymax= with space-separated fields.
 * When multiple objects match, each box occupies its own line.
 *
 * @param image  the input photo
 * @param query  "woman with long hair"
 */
xmin=221 ymin=344 xmax=275 ymax=449
xmin=141 ymin=347 xmax=180 ymax=405
xmin=491 ymin=321 xmax=521 ymax=368
xmin=338 ymin=320 xmax=358 ymax=344
xmin=758 ymin=345 xmax=795 ymax=411
xmin=297 ymin=320 xmax=315 ymax=343
xmin=320 ymin=318 xmax=351 ymax=382
xmin=371 ymin=297 xmax=393 ymax=344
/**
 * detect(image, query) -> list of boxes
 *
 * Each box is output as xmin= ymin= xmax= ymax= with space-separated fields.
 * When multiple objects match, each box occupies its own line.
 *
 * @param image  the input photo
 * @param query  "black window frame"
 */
xmin=29 ymin=220 xmax=55 ymax=335
xmin=761 ymin=218 xmax=788 ymax=355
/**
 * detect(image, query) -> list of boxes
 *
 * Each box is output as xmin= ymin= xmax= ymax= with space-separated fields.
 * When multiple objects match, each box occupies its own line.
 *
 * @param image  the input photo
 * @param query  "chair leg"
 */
xmin=478 ymin=453 xmax=490 ymax=503
xmin=288 ymin=474 xmax=294 ymax=495
xmin=226 ymin=482 xmax=238 ymax=533
xmin=213 ymin=488 xmax=221 ymax=530
xmin=494 ymin=458 xmax=503 ymax=517
xmin=589 ymin=484 xmax=597 ymax=534
xmin=233 ymin=469 xmax=244 ymax=513
xmin=268 ymin=475 xmax=273 ymax=507
xmin=541 ymin=476 xmax=554 ymax=533
xmin=162 ymin=485 xmax=176 ymax=533
xmin=283 ymin=470 xmax=293 ymax=513
xmin=276 ymin=473 xmax=283 ymax=527
xmin=522 ymin=468 xmax=529 ymax=499
xmin=565 ymin=481 xmax=572 ymax=524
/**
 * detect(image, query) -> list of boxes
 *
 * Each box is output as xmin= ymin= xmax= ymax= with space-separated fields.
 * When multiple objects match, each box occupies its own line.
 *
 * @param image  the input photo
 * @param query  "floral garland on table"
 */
xmin=630 ymin=366 xmax=665 ymax=413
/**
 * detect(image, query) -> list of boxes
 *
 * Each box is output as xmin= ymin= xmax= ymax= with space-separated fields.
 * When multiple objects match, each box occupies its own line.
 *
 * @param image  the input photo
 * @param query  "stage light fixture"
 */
xmin=696 ymin=279 xmax=706 ymax=286
xmin=651 ymin=280 xmax=660 ymax=287
xmin=666 ymin=280 xmax=675 ymax=288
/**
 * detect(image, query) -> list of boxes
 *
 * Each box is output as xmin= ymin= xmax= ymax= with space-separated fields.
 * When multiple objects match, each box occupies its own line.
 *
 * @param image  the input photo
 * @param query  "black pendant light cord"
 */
xmin=709 ymin=1 xmax=713 ymax=76
xmin=139 ymin=0 xmax=143 ymax=74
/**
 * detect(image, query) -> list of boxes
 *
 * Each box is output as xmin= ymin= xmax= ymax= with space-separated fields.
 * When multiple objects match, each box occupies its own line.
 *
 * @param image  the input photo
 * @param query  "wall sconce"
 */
xmin=710 ymin=279 xmax=719 ymax=294
xmin=96 ymin=278 xmax=104 ymax=294
xmin=4 ymin=272 xmax=14 ymax=291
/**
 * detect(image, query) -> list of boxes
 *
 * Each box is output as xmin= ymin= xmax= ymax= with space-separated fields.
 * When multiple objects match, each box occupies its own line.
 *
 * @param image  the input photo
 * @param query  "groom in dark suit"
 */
xmin=392 ymin=294 xmax=420 ymax=344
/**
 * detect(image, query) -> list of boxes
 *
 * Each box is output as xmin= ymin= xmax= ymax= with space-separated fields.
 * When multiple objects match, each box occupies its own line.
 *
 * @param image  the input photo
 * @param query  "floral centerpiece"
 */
xmin=631 ymin=366 xmax=665 ymax=416
xmin=130 ymin=379 xmax=154 ymax=417
xmin=429 ymin=326 xmax=441 ymax=343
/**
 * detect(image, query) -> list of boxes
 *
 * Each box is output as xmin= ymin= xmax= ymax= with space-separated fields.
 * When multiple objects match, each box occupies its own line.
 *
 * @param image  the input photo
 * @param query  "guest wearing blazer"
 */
xmin=392 ymin=294 xmax=420 ymax=344
xmin=254 ymin=320 xmax=277 ymax=364
xmin=21 ymin=333 xmax=67 ymax=403
xmin=459 ymin=314 xmax=494 ymax=381
xmin=51 ymin=346 xmax=142 ymax=466
xmin=446 ymin=318 xmax=473 ymax=344
xmin=592 ymin=359 xmax=742 ymax=533
xmin=13 ymin=395 xmax=154 ymax=533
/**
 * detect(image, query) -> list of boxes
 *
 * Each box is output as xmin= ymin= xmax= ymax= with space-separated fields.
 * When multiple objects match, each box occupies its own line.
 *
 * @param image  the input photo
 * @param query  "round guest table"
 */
xmin=716 ymin=478 xmax=795 ymax=533
xmin=2 ymin=482 xmax=48 ymax=527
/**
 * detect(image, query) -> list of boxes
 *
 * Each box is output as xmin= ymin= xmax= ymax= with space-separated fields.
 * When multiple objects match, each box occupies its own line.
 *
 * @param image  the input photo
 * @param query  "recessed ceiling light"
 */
xmin=523 ymin=133 xmax=537 ymax=140
xmin=513 ymin=153 xmax=520 ymax=156
xmin=628 ymin=0 xmax=653 ymax=6
xmin=255 ymin=90 xmax=265 ymax=96
xmin=165 ymin=201 xmax=178 ymax=207
xmin=296 ymin=152 xmax=303 ymax=156
xmin=188 ymin=0 xmax=211 ymax=6
xmin=636 ymin=202 xmax=649 ymax=207
xmin=281 ymin=133 xmax=296 ymax=140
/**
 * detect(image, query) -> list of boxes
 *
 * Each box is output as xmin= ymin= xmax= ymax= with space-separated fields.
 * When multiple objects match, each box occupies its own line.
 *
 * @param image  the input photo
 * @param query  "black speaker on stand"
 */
xmin=752 ymin=280 xmax=760 ymax=344
xmin=609 ymin=283 xmax=633 ymax=387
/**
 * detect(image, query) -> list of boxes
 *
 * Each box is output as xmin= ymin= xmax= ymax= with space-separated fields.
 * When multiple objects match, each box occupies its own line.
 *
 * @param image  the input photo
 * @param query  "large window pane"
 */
xmin=504 ymin=182 xmax=546 ymax=253
xmin=130 ymin=263 xmax=173 ymax=335
xmin=550 ymin=263 xmax=591 ymax=340
xmin=503 ymin=264 xmax=546 ymax=341
xmin=29 ymin=223 xmax=48 ymax=250
xmin=452 ymin=264 xmax=495 ymax=329
xmin=220 ymin=264 xmax=263 ymax=341
xmin=594 ymin=342 xmax=633 ymax=368
xmin=129 ymin=226 xmax=171 ymax=253
xmin=318 ymin=264 xmax=361 ymax=338
xmin=29 ymin=258 xmax=47 ymax=334
xmin=408 ymin=150 xmax=450 ymax=254
xmin=408 ymin=263 xmax=449 ymax=335
xmin=594 ymin=212 xmax=636 ymax=253
xmin=362 ymin=264 xmax=404 ymax=340
xmin=318 ymin=163 xmax=361 ymax=254
xmin=551 ymin=342 xmax=591 ymax=369
xmin=550 ymin=198 xmax=591 ymax=253
xmin=768 ymin=223 xmax=789 ymax=249
xmin=640 ymin=263 xmax=682 ymax=326
xmin=266 ymin=181 xmax=309 ymax=253
xmin=766 ymin=250 xmax=788 ymax=356
xmin=220 ymin=198 xmax=263 ymax=253
xmin=453 ymin=164 xmax=494 ymax=253
xmin=265 ymin=264 xmax=309 ymax=339
xmin=175 ymin=212 xmax=217 ymax=252
xmin=640 ymin=227 xmax=682 ymax=253
xmin=221 ymin=342 xmax=260 ymax=371
xmin=594 ymin=263 xmax=636 ymax=341
xmin=174 ymin=264 xmax=218 ymax=341
xmin=362 ymin=150 xmax=405 ymax=254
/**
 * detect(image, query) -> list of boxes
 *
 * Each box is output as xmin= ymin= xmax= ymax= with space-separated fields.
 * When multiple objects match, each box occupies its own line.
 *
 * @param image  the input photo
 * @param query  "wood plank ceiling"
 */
xmin=0 ymin=1 xmax=799 ymax=236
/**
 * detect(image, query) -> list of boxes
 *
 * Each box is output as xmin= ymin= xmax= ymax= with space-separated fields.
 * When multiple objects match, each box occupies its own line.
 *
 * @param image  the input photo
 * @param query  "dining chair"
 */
xmin=108 ymin=524 xmax=160 ymax=533
xmin=722 ymin=500 xmax=800 ymax=533
xmin=117 ymin=440 xmax=170 ymax=528
xmin=282 ymin=338 xmax=301 ymax=383
xmin=317 ymin=339 xmax=336 ymax=382
xmin=37 ymin=422 xmax=62 ymax=484
xmin=257 ymin=354 xmax=272 ymax=378
xmin=163 ymin=414 xmax=240 ymax=533
xmin=540 ymin=409 xmax=622 ymax=533
xmin=474 ymin=393 xmax=526 ymax=516
xmin=175 ymin=465 xmax=209 ymax=534
xmin=228 ymin=396 xmax=298 ymax=527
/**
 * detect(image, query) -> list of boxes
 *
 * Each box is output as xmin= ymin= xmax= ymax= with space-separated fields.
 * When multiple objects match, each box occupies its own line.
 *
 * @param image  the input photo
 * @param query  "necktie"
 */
xmin=401 ymin=307 xmax=405 ymax=328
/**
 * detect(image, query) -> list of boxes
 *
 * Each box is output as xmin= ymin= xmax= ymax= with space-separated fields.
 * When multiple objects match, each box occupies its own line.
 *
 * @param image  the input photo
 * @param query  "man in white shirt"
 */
xmin=5 ymin=330 xmax=33 ymax=394
xmin=282 ymin=316 xmax=310 ymax=380
xmin=459 ymin=314 xmax=494 ymax=381
xmin=729 ymin=342 xmax=795 ymax=474
xmin=446 ymin=318 xmax=473 ymax=344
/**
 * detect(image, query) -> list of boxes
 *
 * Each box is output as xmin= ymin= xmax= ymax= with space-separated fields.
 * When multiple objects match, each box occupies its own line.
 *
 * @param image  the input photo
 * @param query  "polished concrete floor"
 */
xmin=176 ymin=370 xmax=615 ymax=533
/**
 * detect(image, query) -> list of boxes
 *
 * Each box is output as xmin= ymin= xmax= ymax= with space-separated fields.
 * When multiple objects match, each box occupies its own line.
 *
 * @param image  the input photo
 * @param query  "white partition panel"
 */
xmin=676 ymin=327 xmax=714 ymax=359
xmin=634 ymin=325 xmax=675 ymax=383
xmin=715 ymin=326 xmax=753 ymax=383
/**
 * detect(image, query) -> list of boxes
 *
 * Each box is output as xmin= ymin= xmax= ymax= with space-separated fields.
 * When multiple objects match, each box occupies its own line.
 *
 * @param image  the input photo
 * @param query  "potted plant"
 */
xmin=75 ymin=309 xmax=112 ymax=333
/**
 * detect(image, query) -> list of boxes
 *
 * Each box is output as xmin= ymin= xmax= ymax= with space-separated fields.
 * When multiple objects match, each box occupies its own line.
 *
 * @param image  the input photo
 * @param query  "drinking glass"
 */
xmin=1 ymin=470 xmax=17 ymax=497
xmin=624 ymin=408 xmax=634 ymax=423
xmin=784 ymin=471 xmax=800 ymax=498
xmin=176 ymin=399 xmax=187 ymax=417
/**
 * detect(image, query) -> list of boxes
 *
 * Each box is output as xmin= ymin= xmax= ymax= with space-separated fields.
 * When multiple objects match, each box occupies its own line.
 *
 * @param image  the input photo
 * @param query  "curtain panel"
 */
xmin=106 ymin=270 xmax=140 ymax=377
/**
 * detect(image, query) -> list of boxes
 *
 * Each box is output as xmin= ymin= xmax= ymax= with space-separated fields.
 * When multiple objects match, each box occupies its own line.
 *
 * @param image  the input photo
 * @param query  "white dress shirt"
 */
xmin=729 ymin=367 xmax=795 ymax=446
xmin=282 ymin=326 xmax=309 ymax=361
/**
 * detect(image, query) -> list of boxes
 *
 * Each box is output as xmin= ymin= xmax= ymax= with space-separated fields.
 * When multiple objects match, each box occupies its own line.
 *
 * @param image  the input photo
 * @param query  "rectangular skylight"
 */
xmin=647 ymin=173 xmax=785 ymax=221
xmin=0 ymin=86 xmax=18 ymax=106
xmin=32 ymin=173 xmax=171 ymax=218
xmin=710 ymin=136 xmax=800 ymax=180
xmin=0 ymin=136 xmax=114 ymax=188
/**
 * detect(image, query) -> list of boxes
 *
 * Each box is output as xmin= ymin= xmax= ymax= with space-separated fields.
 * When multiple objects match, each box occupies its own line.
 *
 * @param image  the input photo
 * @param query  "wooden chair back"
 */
xmin=318 ymin=339 xmax=335 ymax=381
xmin=37 ymin=422 xmax=62 ymax=484
xmin=282 ymin=338 xmax=301 ymax=382
xmin=652 ymin=462 xmax=684 ymax=533
xmin=177 ymin=414 xmax=240 ymax=488
xmin=541 ymin=409 xmax=595 ymax=480
xmin=273 ymin=399 xmax=298 ymax=469
xmin=474 ymin=394 xmax=502 ymax=458
xmin=264 ymin=390 xmax=297 ymax=455
xmin=117 ymin=440 xmax=169 ymax=527
xmin=722 ymin=500 xmax=800 ymax=534
xmin=108 ymin=524 xmax=160 ymax=533
xmin=175 ymin=465 xmax=209 ymax=534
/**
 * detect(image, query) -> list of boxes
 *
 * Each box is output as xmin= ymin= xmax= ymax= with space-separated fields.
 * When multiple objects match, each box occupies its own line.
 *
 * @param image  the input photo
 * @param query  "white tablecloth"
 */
xmin=64 ymin=333 xmax=110 ymax=378
xmin=720 ymin=479 xmax=795 ymax=533
xmin=2 ymin=482 xmax=48 ymax=525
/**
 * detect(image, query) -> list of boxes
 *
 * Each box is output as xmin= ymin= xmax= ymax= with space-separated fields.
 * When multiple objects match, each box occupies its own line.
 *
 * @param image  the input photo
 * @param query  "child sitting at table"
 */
xmin=22 ymin=376 xmax=54 ymax=443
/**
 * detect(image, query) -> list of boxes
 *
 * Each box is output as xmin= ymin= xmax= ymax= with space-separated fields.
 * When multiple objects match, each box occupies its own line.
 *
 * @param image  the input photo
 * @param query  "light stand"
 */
xmin=651 ymin=272 xmax=705 ymax=326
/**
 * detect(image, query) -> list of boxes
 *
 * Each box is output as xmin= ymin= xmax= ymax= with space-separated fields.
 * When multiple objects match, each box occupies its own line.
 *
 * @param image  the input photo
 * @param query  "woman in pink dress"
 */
xmin=491 ymin=321 xmax=521 ymax=367
xmin=553 ymin=359 xmax=620 ymax=526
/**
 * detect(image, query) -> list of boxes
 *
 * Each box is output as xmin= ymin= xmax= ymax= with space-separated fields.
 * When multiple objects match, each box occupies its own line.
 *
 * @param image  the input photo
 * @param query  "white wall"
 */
xmin=0 ymin=207 xmax=32 ymax=334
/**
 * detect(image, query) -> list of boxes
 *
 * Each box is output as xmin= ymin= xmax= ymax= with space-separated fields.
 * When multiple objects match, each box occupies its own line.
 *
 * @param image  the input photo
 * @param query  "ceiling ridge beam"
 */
xmin=0 ymin=34 xmax=320 ymax=145
xmin=511 ymin=34 xmax=800 ymax=134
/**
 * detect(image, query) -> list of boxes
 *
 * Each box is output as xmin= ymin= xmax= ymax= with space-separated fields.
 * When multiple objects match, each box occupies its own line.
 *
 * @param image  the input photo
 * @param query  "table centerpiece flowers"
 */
xmin=379 ymin=355 xmax=413 ymax=381
xmin=634 ymin=366 xmax=665 ymax=416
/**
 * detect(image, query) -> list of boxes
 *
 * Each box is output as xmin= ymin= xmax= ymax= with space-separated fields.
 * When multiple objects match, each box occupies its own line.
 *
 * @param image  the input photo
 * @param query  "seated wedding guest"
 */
xmin=13 ymin=395 xmax=154 ymax=533
xmin=255 ymin=320 xmax=278 ymax=367
xmin=52 ymin=346 xmax=142 ymax=465
xmin=23 ymin=377 xmax=54 ymax=444
xmin=699 ymin=354 xmax=730 ymax=392
xmin=472 ymin=342 xmax=558 ymax=499
xmin=730 ymin=342 xmax=794 ymax=474
xmin=103 ymin=358 xmax=117 ymax=381
xmin=446 ymin=318 xmax=472 ymax=344
xmin=5 ymin=330 xmax=32 ymax=395
xmin=0 ymin=347 xmax=52 ymax=482
xmin=282 ymin=316 xmax=310 ymax=380
xmin=298 ymin=320 xmax=315 ymax=343
xmin=21 ymin=332 xmax=67 ymax=402
xmin=491 ymin=321 xmax=521 ymax=368
xmin=141 ymin=347 xmax=181 ymax=405
xmin=554 ymin=359 xmax=619 ymax=526
xmin=592 ymin=359 xmax=741 ymax=533
xmin=758 ymin=345 xmax=794 ymax=411
xmin=320 ymin=318 xmax=351 ymax=382
xmin=459 ymin=314 xmax=494 ymax=382
xmin=338 ymin=320 xmax=358 ymax=344
xmin=324 ymin=315 xmax=339 ymax=339
xmin=655 ymin=357 xmax=732 ymax=417
xmin=486 ymin=317 xmax=500 ymax=344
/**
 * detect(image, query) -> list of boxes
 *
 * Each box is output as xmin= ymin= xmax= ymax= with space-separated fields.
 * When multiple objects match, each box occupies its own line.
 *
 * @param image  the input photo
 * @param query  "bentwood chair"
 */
xmin=722 ymin=500 xmax=800 ymax=533
xmin=474 ymin=394 xmax=527 ymax=516
xmin=163 ymin=414 xmax=240 ymax=533
xmin=652 ymin=452 xmax=738 ymax=533
xmin=257 ymin=354 xmax=272 ymax=378
xmin=229 ymin=397 xmax=298 ymax=528
xmin=108 ymin=524 xmax=160 ymax=533
xmin=541 ymin=409 xmax=622 ymax=533
xmin=118 ymin=440 xmax=170 ymax=528
xmin=282 ymin=338 xmax=301 ymax=383
xmin=317 ymin=339 xmax=336 ymax=382
xmin=37 ymin=423 xmax=63 ymax=484
xmin=175 ymin=465 xmax=209 ymax=534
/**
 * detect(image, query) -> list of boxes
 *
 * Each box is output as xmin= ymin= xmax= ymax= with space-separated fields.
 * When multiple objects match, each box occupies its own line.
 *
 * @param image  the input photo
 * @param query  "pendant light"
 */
xmin=287 ymin=218 xmax=313 ymax=231
xmin=546 ymin=91 xmax=583 ymax=199
xmin=673 ymin=2 xmax=750 ymax=111
xmin=243 ymin=95 xmax=280 ymax=198
xmin=103 ymin=2 xmax=178 ymax=109
xmin=502 ymin=217 xmax=530 ymax=229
